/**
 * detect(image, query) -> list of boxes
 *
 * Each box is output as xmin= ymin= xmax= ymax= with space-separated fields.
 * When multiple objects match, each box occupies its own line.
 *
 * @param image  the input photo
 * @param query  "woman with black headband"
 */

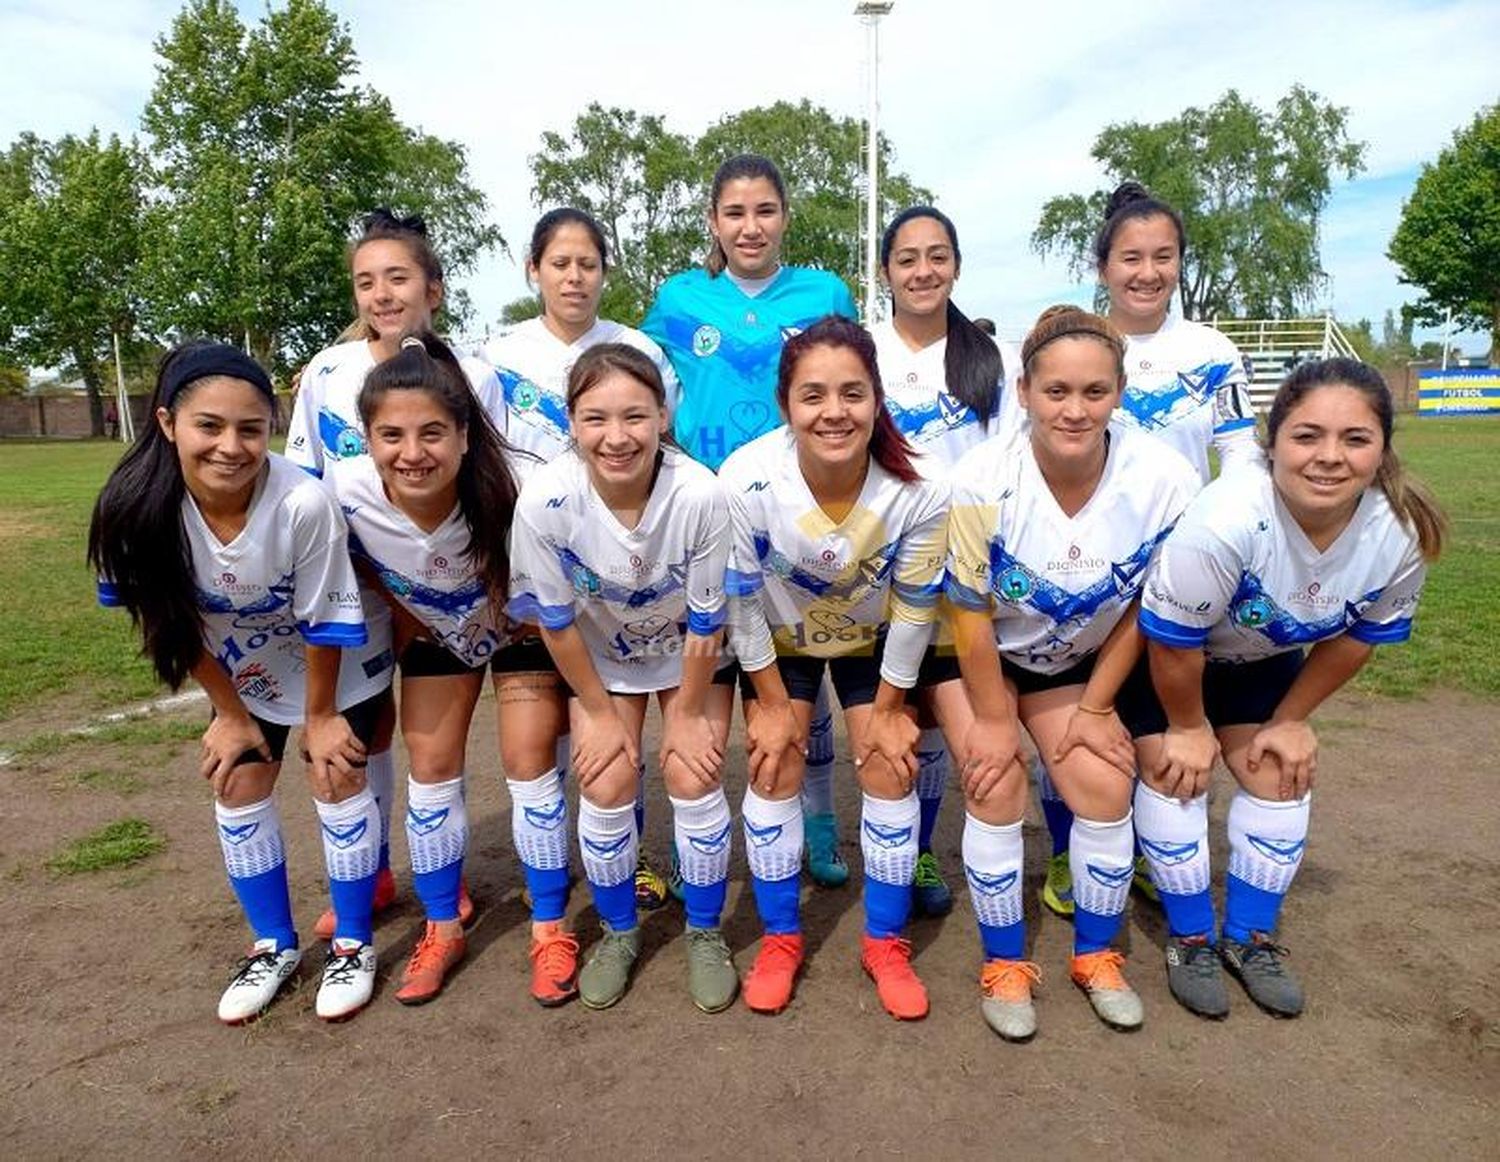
xmin=89 ymin=342 xmax=395 ymax=1025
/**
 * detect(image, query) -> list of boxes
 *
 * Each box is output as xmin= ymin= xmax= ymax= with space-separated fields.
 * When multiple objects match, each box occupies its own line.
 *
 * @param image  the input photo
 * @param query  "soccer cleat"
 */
xmin=743 ymin=934 xmax=805 ymax=1015
xmin=528 ymin=924 xmax=580 ymax=1008
xmin=313 ymin=866 xmax=398 ymax=941
xmin=1220 ymin=933 xmax=1304 ymax=1017
xmin=579 ymin=923 xmax=641 ymax=1010
xmin=634 ymin=854 xmax=669 ymax=912
xmin=1164 ymin=935 xmax=1230 ymax=1019
xmin=217 ymin=938 xmax=301 ymax=1025
xmin=684 ymin=926 xmax=739 ymax=1013
xmin=1070 ymin=949 xmax=1144 ymax=1031
xmin=666 ymin=846 xmax=686 ymax=904
xmin=861 ymin=934 xmax=929 ymax=1020
xmin=315 ymin=939 xmax=376 ymax=1021
xmin=1040 ymin=852 xmax=1075 ymax=917
xmin=979 ymin=958 xmax=1041 ymax=1042
xmin=911 ymin=851 xmax=954 ymax=917
xmin=1132 ymin=854 xmax=1160 ymax=904
xmin=805 ymin=813 xmax=850 ymax=888
xmin=394 ymin=922 xmax=466 ymax=1006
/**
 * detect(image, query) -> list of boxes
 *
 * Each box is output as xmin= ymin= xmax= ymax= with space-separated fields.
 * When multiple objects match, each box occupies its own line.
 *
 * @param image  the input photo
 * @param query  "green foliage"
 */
xmin=499 ymin=296 xmax=544 ymax=326
xmin=0 ymin=363 xmax=26 ymax=395
xmin=1388 ymin=103 xmax=1500 ymax=359
xmin=528 ymin=99 xmax=932 ymax=324
xmin=46 ymin=818 xmax=165 ymax=876
xmin=1032 ymin=86 xmax=1366 ymax=320
xmin=139 ymin=0 xmax=501 ymax=372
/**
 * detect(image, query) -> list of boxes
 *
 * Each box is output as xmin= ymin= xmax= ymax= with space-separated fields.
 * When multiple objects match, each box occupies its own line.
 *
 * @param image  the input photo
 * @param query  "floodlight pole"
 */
xmin=856 ymin=2 xmax=893 ymax=324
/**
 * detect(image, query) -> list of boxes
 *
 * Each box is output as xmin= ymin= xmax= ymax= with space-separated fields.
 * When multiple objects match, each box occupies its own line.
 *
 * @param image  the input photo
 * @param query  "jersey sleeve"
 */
xmin=506 ymin=504 xmax=576 ymax=631
xmin=287 ymin=485 xmax=368 ymax=647
xmin=1138 ymin=531 xmax=1241 ymax=649
xmin=882 ymin=478 xmax=949 ymax=688
xmin=944 ymin=474 xmax=998 ymax=614
xmin=1347 ymin=542 xmax=1427 ymax=645
xmin=722 ymin=481 xmax=777 ymax=673
xmin=1210 ymin=339 xmax=1261 ymax=475
xmin=684 ymin=478 xmax=731 ymax=636
xmin=463 ymin=357 xmax=507 ymax=436
xmin=831 ymin=278 xmax=859 ymax=321
xmin=284 ymin=379 xmax=323 ymax=476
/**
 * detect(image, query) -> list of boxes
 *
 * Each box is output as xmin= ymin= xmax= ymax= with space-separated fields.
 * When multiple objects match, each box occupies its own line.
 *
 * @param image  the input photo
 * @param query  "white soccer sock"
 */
xmin=916 ymin=727 xmax=949 ymax=802
xmin=405 ymin=776 xmax=467 ymax=877
xmin=507 ymin=768 xmax=569 ymax=873
xmin=315 ymin=787 xmax=381 ymax=884
xmin=962 ymin=813 xmax=1024 ymax=930
xmin=365 ymin=749 xmax=395 ymax=859
xmin=1069 ymin=811 xmax=1135 ymax=919
xmin=801 ymin=684 xmax=836 ymax=816
xmin=670 ymin=788 xmax=733 ymax=888
xmin=742 ymin=787 xmax=804 ymax=882
xmin=860 ymin=791 xmax=920 ymax=886
xmin=1227 ymin=790 xmax=1310 ymax=896
xmin=1134 ymin=783 xmax=1212 ymax=897
xmin=215 ymin=796 xmax=285 ymax=881
xmin=578 ymin=798 xmax=638 ymax=889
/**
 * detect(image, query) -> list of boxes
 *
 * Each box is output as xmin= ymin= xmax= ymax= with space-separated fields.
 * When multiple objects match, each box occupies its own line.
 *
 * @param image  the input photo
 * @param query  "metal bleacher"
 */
xmin=1210 ymin=314 xmax=1358 ymax=412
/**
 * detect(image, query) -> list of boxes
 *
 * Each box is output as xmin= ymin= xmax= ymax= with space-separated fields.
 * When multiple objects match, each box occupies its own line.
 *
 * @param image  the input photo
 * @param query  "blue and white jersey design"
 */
xmin=326 ymin=456 xmax=510 ymax=667
xmin=946 ymin=424 xmax=1198 ymax=675
xmin=720 ymin=428 xmax=949 ymax=689
xmin=508 ymin=447 xmax=730 ymax=694
xmin=871 ymin=318 xmax=1024 ymax=468
xmin=479 ymin=316 xmax=679 ymax=482
xmin=98 ymin=455 xmax=393 ymax=724
xmin=286 ymin=339 xmax=504 ymax=475
xmin=1139 ymin=465 xmax=1427 ymax=662
xmin=643 ymin=266 xmax=858 ymax=469
xmin=1114 ymin=314 xmax=1259 ymax=483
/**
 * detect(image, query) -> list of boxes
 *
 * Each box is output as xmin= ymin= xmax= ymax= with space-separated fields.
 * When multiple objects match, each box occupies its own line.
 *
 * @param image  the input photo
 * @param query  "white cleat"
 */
xmin=315 ymin=939 xmax=377 ymax=1021
xmin=217 ymin=938 xmax=302 ymax=1025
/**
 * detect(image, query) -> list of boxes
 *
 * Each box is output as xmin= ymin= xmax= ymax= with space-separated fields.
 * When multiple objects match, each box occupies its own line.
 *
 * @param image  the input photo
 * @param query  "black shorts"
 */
xmin=1122 ymin=650 xmax=1306 ymax=738
xmin=399 ymin=634 xmax=563 ymax=681
xmin=1001 ymin=652 xmax=1099 ymax=697
xmin=228 ymin=687 xmax=391 ymax=769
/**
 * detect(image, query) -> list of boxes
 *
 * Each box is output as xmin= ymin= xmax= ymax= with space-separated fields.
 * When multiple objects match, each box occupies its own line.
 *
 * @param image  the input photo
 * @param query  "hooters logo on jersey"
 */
xmin=692 ymin=325 xmax=721 ymax=357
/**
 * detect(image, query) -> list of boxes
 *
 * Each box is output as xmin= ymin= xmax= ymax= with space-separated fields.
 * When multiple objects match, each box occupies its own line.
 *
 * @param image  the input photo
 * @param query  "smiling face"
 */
xmin=1099 ymin=212 xmax=1181 ymax=334
xmin=569 ymin=370 xmax=669 ymax=495
xmin=1019 ymin=336 xmax=1123 ymax=469
xmin=883 ymin=214 xmax=958 ymax=323
xmin=353 ymin=238 xmax=443 ymax=346
xmin=367 ymin=389 xmax=466 ymax=516
xmin=1270 ymin=383 xmax=1384 ymax=534
xmin=157 ymin=377 xmax=272 ymax=510
xmin=710 ymin=176 xmax=787 ymax=279
xmin=784 ymin=342 xmax=878 ymax=477
xmin=529 ymin=221 xmax=605 ymax=337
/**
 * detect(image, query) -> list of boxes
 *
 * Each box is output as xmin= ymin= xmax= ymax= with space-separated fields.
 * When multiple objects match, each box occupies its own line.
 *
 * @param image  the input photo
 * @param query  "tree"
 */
xmin=1032 ymin=86 xmax=1366 ymax=320
xmin=0 ymin=131 xmax=145 ymax=435
xmin=527 ymin=99 xmax=932 ymax=324
xmin=139 ymin=0 xmax=501 ymax=372
xmin=1388 ymin=103 xmax=1500 ymax=362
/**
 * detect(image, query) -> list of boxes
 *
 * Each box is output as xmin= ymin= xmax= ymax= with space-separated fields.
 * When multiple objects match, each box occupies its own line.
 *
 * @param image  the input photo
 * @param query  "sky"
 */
xmin=1 ymin=0 xmax=1495 ymax=352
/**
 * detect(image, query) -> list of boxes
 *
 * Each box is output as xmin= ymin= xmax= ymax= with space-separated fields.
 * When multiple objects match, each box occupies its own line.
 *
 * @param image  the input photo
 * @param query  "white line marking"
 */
xmin=0 ymin=689 xmax=206 ymax=768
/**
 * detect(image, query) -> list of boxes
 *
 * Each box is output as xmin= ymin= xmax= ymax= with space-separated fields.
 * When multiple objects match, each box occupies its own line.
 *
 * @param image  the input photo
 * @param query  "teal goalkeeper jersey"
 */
xmin=643 ymin=266 xmax=857 ymax=469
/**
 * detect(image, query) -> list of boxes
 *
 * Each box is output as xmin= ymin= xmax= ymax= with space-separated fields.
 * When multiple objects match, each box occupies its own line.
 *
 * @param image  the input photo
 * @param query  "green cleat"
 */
xmin=578 ymin=923 xmax=641 ymax=1010
xmin=684 ymin=926 xmax=739 ymax=1013
xmin=1132 ymin=853 xmax=1160 ymax=904
xmin=804 ymin=812 xmax=849 ymax=888
xmin=1040 ymin=851 xmax=1075 ymax=917
xmin=912 ymin=851 xmax=954 ymax=917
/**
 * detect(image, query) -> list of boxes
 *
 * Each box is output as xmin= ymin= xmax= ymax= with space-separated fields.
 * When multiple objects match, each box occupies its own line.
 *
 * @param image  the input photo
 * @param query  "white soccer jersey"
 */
xmin=720 ymin=428 xmax=949 ymax=689
xmin=946 ymin=424 xmax=1199 ymax=674
xmin=99 ymin=455 xmax=394 ymax=724
xmin=508 ymin=447 xmax=729 ymax=694
xmin=871 ymin=318 xmax=1024 ymax=468
xmin=286 ymin=339 xmax=504 ymax=475
xmin=1139 ymin=465 xmax=1427 ymax=662
xmin=327 ymin=456 xmax=509 ymax=667
xmin=1114 ymin=314 xmax=1259 ymax=483
xmin=480 ymin=317 xmax=680 ymax=479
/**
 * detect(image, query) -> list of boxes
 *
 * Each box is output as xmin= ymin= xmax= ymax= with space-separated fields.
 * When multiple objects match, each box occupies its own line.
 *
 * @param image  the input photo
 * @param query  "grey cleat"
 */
xmin=1220 ymin=933 xmax=1304 ymax=1018
xmin=579 ymin=922 xmax=641 ymax=1010
xmin=685 ymin=925 xmax=739 ymax=1013
xmin=1165 ymin=935 xmax=1230 ymax=1019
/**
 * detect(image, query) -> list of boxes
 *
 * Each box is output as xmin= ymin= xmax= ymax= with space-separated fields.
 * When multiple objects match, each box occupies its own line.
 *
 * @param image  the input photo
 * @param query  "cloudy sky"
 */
xmin=2 ymin=0 xmax=1495 ymax=350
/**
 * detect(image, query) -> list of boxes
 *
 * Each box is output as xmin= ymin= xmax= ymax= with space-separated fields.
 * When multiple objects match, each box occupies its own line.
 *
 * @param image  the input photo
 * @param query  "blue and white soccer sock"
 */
xmin=861 ymin=791 xmax=919 ymax=938
xmin=1069 ymin=812 xmax=1135 ymax=954
xmin=555 ymin=734 xmax=570 ymax=782
xmin=1134 ymin=783 xmax=1216 ymax=940
xmin=916 ymin=727 xmax=949 ymax=853
xmin=579 ymin=797 xmax=638 ymax=932
xmin=405 ymin=775 xmax=467 ymax=923
xmin=800 ymin=687 xmax=837 ymax=818
xmin=633 ymin=761 xmax=647 ymax=842
xmin=743 ymin=788 xmax=804 ymax=934
xmin=671 ymin=788 xmax=732 ymax=929
xmin=315 ymin=788 xmax=381 ymax=945
xmin=1034 ymin=757 xmax=1074 ymax=858
xmin=1224 ymin=790 xmax=1310 ymax=942
xmin=215 ymin=797 xmax=296 ymax=951
xmin=508 ymin=769 xmax=570 ymax=923
xmin=962 ymin=814 xmax=1025 ymax=959
xmin=365 ymin=749 xmax=395 ymax=873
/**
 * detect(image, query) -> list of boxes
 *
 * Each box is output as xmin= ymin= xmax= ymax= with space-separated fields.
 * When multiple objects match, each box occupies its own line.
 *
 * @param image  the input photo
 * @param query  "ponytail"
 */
xmin=1375 ymin=448 xmax=1446 ymax=560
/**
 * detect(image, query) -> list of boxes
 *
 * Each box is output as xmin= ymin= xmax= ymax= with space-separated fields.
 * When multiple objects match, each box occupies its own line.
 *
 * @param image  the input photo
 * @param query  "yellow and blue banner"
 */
xmin=1417 ymin=369 xmax=1500 ymax=416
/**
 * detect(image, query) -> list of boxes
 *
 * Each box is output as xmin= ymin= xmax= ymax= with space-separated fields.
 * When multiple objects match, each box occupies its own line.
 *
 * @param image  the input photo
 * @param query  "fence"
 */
xmin=1210 ymin=314 xmax=1358 ymax=411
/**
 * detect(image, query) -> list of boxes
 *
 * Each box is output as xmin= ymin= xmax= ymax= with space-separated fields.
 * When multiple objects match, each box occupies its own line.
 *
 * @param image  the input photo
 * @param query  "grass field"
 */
xmin=1 ymin=417 xmax=1496 ymax=728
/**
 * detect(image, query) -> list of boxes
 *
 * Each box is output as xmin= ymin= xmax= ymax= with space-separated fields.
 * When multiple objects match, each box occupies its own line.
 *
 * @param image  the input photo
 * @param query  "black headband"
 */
xmin=162 ymin=344 xmax=274 ymax=405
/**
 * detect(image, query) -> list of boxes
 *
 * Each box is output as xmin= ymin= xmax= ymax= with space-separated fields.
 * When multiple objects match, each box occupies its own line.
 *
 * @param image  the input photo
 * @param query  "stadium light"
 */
xmin=855 ymin=2 xmax=894 ymax=323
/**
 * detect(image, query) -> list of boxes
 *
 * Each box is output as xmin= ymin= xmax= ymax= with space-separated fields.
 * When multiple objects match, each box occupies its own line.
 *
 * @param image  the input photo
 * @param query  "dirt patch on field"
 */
xmin=1 ymin=690 xmax=1496 ymax=1158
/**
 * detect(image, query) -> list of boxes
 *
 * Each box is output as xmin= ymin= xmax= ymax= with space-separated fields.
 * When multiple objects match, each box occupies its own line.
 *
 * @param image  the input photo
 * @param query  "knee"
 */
xmin=964 ymin=759 xmax=1028 ymax=823
xmin=500 ymin=735 xmax=556 ymax=780
xmin=580 ymin=755 xmax=638 ymax=809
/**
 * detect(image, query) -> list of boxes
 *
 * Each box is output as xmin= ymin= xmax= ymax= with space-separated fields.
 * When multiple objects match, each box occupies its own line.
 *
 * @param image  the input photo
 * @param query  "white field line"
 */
xmin=0 ymin=688 xmax=206 ymax=768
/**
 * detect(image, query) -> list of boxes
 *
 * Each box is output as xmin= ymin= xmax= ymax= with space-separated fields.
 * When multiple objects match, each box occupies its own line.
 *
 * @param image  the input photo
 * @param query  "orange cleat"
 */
xmin=1070 ymin=948 xmax=1143 ymax=1030
xmin=979 ymin=958 xmax=1041 ymax=1041
xmin=528 ymin=924 xmax=580 ymax=1008
xmin=860 ymin=934 xmax=929 ymax=1021
xmin=742 ymin=933 xmax=805 ymax=1015
xmin=394 ymin=921 xmax=466 ymax=1005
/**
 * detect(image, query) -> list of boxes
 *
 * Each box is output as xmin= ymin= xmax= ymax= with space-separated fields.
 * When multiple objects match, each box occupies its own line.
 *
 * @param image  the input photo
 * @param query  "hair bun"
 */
xmin=1104 ymin=181 xmax=1151 ymax=221
xmin=400 ymin=335 xmax=426 ymax=351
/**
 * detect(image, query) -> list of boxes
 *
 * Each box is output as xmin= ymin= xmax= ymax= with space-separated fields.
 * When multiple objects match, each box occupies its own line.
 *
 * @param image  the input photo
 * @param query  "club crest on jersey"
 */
xmin=582 ymin=833 xmax=633 ymax=860
xmin=996 ymin=566 xmax=1033 ymax=602
xmin=1233 ymin=596 xmax=1275 ymax=628
xmin=1139 ymin=838 xmax=1199 ymax=866
xmin=937 ymin=392 xmax=969 ymax=426
xmin=687 ymin=822 xmax=733 ymax=856
xmin=1247 ymin=835 xmax=1306 ymax=865
xmin=779 ymin=325 xmax=804 ymax=343
xmin=1086 ymin=862 xmax=1135 ymax=890
xmin=692 ymin=325 xmax=721 ymax=357
xmin=219 ymin=821 xmax=259 ymax=845
xmin=744 ymin=819 xmax=784 ymax=848
xmin=863 ymin=820 xmax=912 ymax=850
xmin=570 ymin=564 xmax=602 ymax=597
xmin=321 ymin=818 xmax=369 ymax=849
xmin=966 ymin=867 xmax=1018 ymax=897
xmin=513 ymin=379 xmax=541 ymax=411
xmin=406 ymin=806 xmax=449 ymax=836
xmin=522 ymin=800 xmax=567 ymax=831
